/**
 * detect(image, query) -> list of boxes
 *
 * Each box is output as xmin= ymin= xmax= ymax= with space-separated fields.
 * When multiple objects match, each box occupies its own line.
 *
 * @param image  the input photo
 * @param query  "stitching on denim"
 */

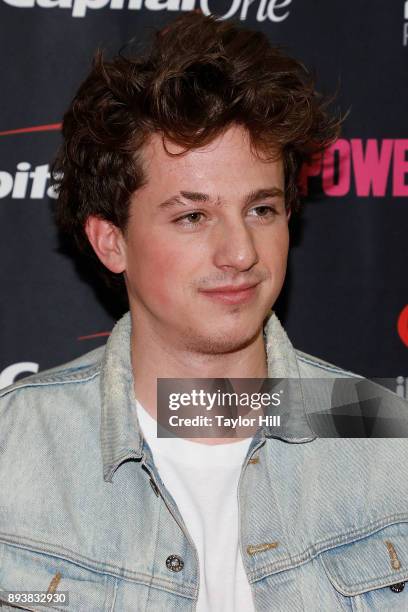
xmin=249 ymin=513 xmax=408 ymax=582
xmin=0 ymin=534 xmax=196 ymax=598
xmin=321 ymin=551 xmax=408 ymax=597
xmin=247 ymin=542 xmax=279 ymax=555
xmin=251 ymin=515 xmax=408 ymax=581
xmin=248 ymin=457 xmax=259 ymax=464
xmin=296 ymin=354 xmax=360 ymax=377
xmin=384 ymin=540 xmax=402 ymax=570
xmin=0 ymin=369 xmax=100 ymax=399
xmin=47 ymin=571 xmax=62 ymax=594
xmin=109 ymin=578 xmax=118 ymax=612
xmin=112 ymin=572 xmax=195 ymax=601
xmin=146 ymin=492 xmax=163 ymax=611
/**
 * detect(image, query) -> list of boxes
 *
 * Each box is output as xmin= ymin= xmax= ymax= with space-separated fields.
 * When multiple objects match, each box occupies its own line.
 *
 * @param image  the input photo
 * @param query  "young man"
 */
xmin=1 ymin=11 xmax=408 ymax=612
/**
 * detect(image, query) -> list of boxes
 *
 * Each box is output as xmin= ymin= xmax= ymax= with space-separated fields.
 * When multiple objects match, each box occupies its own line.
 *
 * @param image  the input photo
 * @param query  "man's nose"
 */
xmin=212 ymin=217 xmax=259 ymax=272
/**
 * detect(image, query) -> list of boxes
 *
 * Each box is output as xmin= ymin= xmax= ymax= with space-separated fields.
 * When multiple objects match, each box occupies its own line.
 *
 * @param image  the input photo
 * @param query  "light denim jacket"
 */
xmin=1 ymin=311 xmax=408 ymax=611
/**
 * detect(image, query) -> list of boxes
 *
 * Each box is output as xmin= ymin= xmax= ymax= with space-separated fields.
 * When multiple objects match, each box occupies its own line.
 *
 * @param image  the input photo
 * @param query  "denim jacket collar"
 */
xmin=100 ymin=311 xmax=316 ymax=482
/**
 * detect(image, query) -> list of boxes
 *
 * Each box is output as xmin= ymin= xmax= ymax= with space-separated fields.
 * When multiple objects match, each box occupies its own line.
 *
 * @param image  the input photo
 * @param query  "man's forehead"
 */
xmin=133 ymin=128 xmax=284 ymax=212
xmin=141 ymin=125 xmax=281 ymax=170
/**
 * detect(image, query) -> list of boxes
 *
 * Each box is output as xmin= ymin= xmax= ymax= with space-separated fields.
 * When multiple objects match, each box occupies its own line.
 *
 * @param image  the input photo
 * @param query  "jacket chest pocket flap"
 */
xmin=0 ymin=542 xmax=115 ymax=611
xmin=320 ymin=522 xmax=408 ymax=609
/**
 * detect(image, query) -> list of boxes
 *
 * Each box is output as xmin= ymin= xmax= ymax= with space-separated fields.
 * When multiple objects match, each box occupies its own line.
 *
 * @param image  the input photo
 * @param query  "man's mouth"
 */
xmin=199 ymin=283 xmax=260 ymax=305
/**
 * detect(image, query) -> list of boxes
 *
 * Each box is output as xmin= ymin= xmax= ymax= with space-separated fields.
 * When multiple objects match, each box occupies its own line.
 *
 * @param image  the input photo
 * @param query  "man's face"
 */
xmin=122 ymin=124 xmax=290 ymax=354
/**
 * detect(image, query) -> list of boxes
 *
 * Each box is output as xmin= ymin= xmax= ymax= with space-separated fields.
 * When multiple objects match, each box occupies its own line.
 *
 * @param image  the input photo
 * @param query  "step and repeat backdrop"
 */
xmin=0 ymin=1 xmax=407 ymax=395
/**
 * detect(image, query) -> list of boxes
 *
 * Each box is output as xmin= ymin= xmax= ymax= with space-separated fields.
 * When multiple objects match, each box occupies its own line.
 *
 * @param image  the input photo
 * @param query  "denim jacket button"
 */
xmin=166 ymin=554 xmax=184 ymax=572
xmin=390 ymin=582 xmax=405 ymax=593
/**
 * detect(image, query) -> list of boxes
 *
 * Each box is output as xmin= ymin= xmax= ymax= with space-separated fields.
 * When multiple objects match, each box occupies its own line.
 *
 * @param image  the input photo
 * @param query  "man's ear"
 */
xmin=84 ymin=216 xmax=126 ymax=274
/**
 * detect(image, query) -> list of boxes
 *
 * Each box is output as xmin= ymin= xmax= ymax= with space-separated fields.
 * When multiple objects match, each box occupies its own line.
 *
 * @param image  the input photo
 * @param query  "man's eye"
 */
xmin=249 ymin=205 xmax=277 ymax=218
xmin=175 ymin=212 xmax=205 ymax=225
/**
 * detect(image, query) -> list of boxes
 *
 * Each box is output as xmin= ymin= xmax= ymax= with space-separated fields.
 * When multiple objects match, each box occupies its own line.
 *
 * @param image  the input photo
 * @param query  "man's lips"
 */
xmin=201 ymin=283 xmax=259 ymax=293
xmin=199 ymin=282 xmax=260 ymax=304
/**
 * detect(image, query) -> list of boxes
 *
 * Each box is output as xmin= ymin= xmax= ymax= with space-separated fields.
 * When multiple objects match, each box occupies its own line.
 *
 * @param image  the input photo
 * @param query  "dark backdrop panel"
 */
xmin=0 ymin=0 xmax=407 ymax=397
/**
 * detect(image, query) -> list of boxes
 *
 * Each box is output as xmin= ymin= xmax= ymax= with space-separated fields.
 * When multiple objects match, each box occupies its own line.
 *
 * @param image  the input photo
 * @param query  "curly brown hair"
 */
xmin=53 ymin=10 xmax=340 ymax=292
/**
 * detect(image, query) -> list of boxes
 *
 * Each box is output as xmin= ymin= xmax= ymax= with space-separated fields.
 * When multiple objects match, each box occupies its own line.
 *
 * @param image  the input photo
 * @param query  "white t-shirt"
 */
xmin=135 ymin=400 xmax=256 ymax=612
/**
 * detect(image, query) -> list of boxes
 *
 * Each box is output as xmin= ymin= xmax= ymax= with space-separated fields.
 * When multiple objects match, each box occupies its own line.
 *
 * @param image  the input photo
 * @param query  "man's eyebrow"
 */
xmin=158 ymin=191 xmax=210 ymax=210
xmin=243 ymin=187 xmax=284 ymax=206
xmin=157 ymin=187 xmax=284 ymax=210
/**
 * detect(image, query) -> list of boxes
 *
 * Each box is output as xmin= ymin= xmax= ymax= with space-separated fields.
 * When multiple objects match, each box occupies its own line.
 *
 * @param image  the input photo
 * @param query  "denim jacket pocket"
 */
xmin=0 ymin=542 xmax=116 ymax=612
xmin=320 ymin=522 xmax=408 ymax=611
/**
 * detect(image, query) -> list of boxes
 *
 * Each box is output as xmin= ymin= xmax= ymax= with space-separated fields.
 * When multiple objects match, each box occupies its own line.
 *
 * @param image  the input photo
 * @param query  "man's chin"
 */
xmin=181 ymin=325 xmax=261 ymax=356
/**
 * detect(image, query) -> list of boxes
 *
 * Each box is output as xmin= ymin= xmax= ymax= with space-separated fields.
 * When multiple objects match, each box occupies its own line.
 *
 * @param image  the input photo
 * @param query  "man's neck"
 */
xmin=130 ymin=316 xmax=267 ymax=444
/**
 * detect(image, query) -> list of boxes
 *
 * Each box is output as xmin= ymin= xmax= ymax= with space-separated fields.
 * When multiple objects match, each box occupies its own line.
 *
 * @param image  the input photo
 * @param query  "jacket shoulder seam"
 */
xmin=0 ymin=364 xmax=101 ymax=399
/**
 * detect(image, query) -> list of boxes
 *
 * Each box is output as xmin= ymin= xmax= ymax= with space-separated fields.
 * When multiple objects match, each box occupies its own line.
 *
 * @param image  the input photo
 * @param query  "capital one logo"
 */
xmin=0 ymin=362 xmax=39 ymax=390
xmin=0 ymin=163 xmax=57 ymax=200
xmin=1 ymin=0 xmax=292 ymax=20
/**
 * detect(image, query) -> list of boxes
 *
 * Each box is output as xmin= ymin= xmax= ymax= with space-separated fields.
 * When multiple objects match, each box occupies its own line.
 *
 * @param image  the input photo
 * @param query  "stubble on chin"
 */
xmin=180 ymin=322 xmax=262 ymax=356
